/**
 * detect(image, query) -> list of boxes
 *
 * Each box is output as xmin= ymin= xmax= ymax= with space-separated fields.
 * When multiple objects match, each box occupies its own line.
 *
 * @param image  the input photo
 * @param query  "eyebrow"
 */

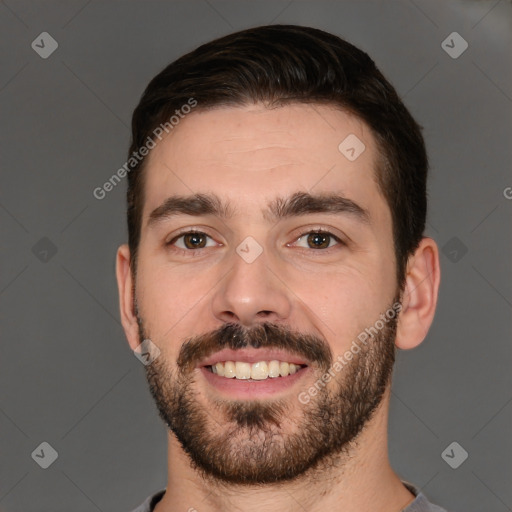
xmin=147 ymin=191 xmax=371 ymax=227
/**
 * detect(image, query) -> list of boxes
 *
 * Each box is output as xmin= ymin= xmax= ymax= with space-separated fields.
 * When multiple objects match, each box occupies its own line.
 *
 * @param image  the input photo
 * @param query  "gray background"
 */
xmin=0 ymin=0 xmax=511 ymax=511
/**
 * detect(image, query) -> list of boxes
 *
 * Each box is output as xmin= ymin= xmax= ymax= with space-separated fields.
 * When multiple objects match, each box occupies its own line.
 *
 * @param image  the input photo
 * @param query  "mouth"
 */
xmin=205 ymin=360 xmax=308 ymax=380
xmin=197 ymin=348 xmax=311 ymax=397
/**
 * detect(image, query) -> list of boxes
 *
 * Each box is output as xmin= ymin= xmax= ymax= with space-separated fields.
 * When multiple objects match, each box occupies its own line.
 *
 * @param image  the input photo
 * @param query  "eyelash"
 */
xmin=166 ymin=228 xmax=345 ymax=254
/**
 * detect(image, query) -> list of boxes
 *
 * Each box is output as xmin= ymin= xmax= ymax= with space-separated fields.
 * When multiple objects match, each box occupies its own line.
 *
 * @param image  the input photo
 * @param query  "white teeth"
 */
xmin=224 ymin=360 xmax=236 ymax=378
xmin=215 ymin=362 xmax=225 ymax=377
xmin=250 ymin=361 xmax=268 ymax=380
xmin=209 ymin=360 xmax=305 ymax=380
xmin=235 ymin=361 xmax=251 ymax=379
xmin=268 ymin=360 xmax=281 ymax=378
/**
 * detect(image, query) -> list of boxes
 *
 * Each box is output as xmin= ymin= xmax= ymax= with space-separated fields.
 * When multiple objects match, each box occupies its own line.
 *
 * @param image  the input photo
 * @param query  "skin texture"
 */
xmin=116 ymin=103 xmax=441 ymax=512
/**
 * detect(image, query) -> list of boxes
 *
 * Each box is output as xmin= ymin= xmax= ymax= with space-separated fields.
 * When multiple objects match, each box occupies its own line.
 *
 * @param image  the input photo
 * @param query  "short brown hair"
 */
xmin=127 ymin=24 xmax=428 ymax=288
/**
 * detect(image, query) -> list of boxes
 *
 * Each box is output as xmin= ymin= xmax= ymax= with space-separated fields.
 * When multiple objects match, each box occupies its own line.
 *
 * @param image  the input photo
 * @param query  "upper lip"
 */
xmin=197 ymin=348 xmax=310 ymax=368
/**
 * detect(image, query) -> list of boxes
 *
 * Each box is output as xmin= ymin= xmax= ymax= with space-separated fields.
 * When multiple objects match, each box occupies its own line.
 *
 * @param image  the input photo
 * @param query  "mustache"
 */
xmin=176 ymin=322 xmax=333 ymax=373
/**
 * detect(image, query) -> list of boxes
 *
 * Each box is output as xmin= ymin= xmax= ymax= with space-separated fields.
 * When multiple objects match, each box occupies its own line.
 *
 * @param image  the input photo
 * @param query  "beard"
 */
xmin=138 ymin=296 xmax=400 ymax=487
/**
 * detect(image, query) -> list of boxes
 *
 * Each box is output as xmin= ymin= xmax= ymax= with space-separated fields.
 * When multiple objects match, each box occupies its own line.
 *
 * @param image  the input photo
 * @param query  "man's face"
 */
xmin=133 ymin=103 xmax=401 ymax=484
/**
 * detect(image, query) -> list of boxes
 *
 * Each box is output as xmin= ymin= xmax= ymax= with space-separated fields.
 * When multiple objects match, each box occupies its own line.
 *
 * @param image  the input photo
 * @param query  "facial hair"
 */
xmin=138 ymin=298 xmax=399 ymax=486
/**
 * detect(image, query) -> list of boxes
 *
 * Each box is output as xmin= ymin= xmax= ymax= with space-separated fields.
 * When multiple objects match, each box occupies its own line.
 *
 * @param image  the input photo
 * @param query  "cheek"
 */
xmin=135 ymin=261 xmax=213 ymax=345
xmin=293 ymin=269 xmax=391 ymax=352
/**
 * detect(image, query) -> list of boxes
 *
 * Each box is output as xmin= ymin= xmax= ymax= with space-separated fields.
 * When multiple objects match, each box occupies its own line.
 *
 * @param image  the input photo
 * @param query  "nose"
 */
xmin=211 ymin=244 xmax=293 ymax=327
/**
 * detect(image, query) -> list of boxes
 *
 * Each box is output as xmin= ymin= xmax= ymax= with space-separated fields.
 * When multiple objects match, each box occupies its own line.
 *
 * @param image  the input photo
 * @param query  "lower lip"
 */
xmin=199 ymin=366 xmax=310 ymax=398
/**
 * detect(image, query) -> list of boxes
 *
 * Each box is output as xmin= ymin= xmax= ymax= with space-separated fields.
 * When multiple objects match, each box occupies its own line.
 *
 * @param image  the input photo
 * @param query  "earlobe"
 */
xmin=116 ymin=244 xmax=140 ymax=351
xmin=395 ymin=237 xmax=441 ymax=350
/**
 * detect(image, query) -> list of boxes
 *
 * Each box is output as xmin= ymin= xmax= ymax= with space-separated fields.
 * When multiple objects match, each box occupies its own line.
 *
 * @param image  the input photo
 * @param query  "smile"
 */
xmin=207 ymin=360 xmax=307 ymax=380
xmin=197 ymin=348 xmax=311 ymax=397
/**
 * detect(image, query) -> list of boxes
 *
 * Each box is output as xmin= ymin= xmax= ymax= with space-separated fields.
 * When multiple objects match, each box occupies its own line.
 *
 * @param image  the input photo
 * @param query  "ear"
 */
xmin=395 ymin=237 xmax=441 ymax=350
xmin=116 ymin=244 xmax=140 ymax=351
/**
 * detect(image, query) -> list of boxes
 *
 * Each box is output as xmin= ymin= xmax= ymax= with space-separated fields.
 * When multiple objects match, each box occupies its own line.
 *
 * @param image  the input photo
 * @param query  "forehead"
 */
xmin=141 ymin=103 xmax=387 ymax=225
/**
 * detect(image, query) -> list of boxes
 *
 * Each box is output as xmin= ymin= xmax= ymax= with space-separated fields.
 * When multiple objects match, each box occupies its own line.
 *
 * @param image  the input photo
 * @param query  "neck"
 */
xmin=154 ymin=390 xmax=415 ymax=512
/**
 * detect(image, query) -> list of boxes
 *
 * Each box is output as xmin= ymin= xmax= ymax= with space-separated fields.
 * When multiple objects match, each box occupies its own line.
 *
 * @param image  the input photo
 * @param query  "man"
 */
xmin=116 ymin=25 xmax=447 ymax=511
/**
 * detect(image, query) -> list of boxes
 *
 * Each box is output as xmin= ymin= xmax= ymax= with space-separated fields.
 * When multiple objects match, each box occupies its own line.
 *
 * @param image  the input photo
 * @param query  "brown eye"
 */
xmin=168 ymin=231 xmax=216 ymax=251
xmin=306 ymin=232 xmax=332 ymax=249
xmin=182 ymin=232 xmax=207 ymax=249
xmin=292 ymin=230 xmax=342 ymax=250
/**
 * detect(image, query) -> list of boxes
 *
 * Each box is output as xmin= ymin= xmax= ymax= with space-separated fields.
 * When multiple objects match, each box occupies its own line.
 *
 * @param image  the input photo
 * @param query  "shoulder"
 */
xmin=402 ymin=481 xmax=451 ymax=512
xmin=128 ymin=489 xmax=166 ymax=512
